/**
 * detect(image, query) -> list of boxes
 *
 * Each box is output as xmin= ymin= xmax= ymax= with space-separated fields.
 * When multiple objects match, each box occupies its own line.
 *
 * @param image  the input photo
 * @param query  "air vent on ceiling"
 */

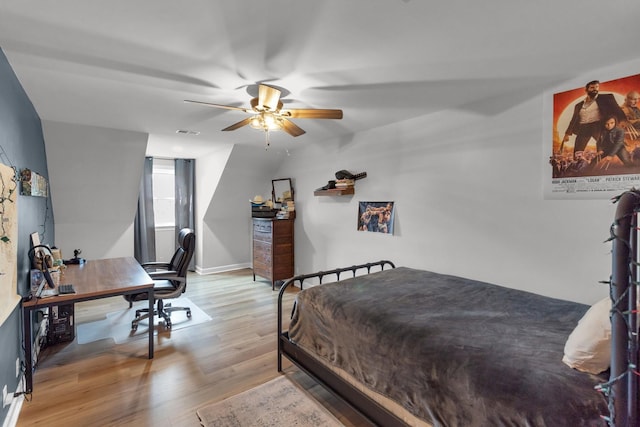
xmin=176 ymin=129 xmax=200 ymax=135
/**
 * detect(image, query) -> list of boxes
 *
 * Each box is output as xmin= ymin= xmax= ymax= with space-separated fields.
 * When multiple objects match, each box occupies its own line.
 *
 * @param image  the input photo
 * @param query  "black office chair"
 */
xmin=125 ymin=228 xmax=195 ymax=330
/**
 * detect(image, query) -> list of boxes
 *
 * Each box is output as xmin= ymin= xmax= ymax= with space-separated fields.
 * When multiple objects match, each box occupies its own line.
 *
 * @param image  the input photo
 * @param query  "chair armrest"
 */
xmin=151 ymin=273 xmax=185 ymax=283
xmin=142 ymin=262 xmax=172 ymax=273
xmin=147 ymin=270 xmax=178 ymax=278
xmin=140 ymin=261 xmax=169 ymax=267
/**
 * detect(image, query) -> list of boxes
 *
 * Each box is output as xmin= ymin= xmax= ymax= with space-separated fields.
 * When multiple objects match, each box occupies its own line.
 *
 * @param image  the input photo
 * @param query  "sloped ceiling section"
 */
xmin=200 ymin=144 xmax=283 ymax=270
xmin=42 ymin=120 xmax=149 ymax=259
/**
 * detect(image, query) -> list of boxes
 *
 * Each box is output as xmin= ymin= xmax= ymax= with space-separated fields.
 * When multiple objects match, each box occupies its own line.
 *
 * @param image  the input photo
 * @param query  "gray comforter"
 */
xmin=288 ymin=267 xmax=607 ymax=427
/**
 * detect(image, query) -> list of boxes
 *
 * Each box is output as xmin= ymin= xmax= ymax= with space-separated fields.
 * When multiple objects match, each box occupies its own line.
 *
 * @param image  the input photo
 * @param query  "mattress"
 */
xmin=288 ymin=267 xmax=608 ymax=427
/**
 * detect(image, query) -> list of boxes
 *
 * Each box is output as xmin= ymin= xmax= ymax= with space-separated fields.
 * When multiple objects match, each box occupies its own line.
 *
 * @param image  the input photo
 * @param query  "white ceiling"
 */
xmin=1 ymin=0 xmax=639 ymax=153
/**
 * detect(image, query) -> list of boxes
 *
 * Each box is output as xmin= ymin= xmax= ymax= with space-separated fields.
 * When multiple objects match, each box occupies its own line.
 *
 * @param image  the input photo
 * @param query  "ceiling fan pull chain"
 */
xmin=265 ymin=129 xmax=270 ymax=150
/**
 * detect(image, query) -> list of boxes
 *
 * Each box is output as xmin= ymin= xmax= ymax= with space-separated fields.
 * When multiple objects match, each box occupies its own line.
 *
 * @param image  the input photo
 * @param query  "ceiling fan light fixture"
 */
xmin=249 ymin=116 xmax=261 ymax=129
xmin=249 ymin=112 xmax=282 ymax=131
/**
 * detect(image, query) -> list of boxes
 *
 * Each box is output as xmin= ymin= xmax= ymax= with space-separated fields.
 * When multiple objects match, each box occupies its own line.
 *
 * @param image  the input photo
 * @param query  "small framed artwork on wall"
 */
xmin=357 ymin=201 xmax=395 ymax=234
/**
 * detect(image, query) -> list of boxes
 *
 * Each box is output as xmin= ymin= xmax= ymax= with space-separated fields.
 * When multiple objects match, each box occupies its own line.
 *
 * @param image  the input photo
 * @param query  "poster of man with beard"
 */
xmin=548 ymin=73 xmax=640 ymax=198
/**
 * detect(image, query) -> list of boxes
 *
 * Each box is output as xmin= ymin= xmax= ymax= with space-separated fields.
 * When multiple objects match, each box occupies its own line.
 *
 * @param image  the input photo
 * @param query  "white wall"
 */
xmin=195 ymin=142 xmax=234 ymax=271
xmin=198 ymin=144 xmax=283 ymax=273
xmin=43 ymin=121 xmax=148 ymax=260
xmin=42 ymin=58 xmax=640 ymax=305
xmin=279 ymin=94 xmax=613 ymax=305
xmin=43 ymin=124 xmax=288 ymax=273
xmin=39 ymin=99 xmax=618 ymax=304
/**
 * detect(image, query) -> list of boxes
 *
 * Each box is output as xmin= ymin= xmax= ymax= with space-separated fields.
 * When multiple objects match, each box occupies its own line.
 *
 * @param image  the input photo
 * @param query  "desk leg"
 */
xmin=23 ymin=306 xmax=33 ymax=394
xmin=148 ymin=288 xmax=154 ymax=359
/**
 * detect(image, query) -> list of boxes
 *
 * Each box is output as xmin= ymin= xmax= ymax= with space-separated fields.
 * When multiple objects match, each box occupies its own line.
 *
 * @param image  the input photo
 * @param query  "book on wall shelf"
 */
xmin=335 ymin=179 xmax=354 ymax=188
xmin=314 ymin=171 xmax=365 ymax=196
xmin=314 ymin=187 xmax=355 ymax=196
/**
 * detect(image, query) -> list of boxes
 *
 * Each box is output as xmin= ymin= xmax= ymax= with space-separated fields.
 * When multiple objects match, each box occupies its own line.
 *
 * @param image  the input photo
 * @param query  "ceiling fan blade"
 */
xmin=280 ymin=118 xmax=306 ymax=137
xmin=222 ymin=117 xmax=253 ymax=131
xmin=280 ymin=108 xmax=343 ymax=119
xmin=249 ymin=97 xmax=282 ymax=111
xmin=258 ymin=84 xmax=282 ymax=111
xmin=184 ymin=100 xmax=251 ymax=113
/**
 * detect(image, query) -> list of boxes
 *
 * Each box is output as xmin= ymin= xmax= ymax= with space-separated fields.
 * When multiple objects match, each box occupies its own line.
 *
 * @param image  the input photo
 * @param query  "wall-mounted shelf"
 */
xmin=314 ymin=187 xmax=355 ymax=196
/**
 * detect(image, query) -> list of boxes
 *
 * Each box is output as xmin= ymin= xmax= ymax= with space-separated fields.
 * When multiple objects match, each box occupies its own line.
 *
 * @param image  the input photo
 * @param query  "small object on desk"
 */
xmin=38 ymin=288 xmax=58 ymax=298
xmin=58 ymin=284 xmax=76 ymax=294
xmin=64 ymin=249 xmax=86 ymax=265
xmin=34 ymin=272 xmax=58 ymax=297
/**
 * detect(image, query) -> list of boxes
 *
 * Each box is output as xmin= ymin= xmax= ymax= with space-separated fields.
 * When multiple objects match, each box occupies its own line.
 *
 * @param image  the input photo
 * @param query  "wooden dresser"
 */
xmin=252 ymin=218 xmax=294 ymax=289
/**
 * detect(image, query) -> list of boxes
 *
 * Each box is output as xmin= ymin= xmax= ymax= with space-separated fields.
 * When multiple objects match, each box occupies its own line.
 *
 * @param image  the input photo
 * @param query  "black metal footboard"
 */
xmin=606 ymin=190 xmax=640 ymax=427
xmin=276 ymin=260 xmax=402 ymax=426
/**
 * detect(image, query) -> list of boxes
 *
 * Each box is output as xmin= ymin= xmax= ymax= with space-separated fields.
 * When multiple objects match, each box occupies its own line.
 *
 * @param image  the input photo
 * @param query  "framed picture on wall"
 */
xmin=357 ymin=201 xmax=395 ymax=234
xmin=544 ymin=70 xmax=640 ymax=199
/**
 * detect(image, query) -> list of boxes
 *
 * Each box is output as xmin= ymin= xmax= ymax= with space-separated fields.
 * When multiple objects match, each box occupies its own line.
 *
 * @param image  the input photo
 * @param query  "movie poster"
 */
xmin=547 ymin=73 xmax=640 ymax=198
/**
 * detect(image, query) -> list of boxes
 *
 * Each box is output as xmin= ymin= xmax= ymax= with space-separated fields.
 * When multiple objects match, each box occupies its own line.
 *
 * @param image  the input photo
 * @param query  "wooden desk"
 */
xmin=22 ymin=257 xmax=154 ymax=394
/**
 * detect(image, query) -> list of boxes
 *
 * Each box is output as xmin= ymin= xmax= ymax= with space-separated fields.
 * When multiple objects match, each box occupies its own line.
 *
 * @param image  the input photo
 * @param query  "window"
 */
xmin=152 ymin=158 xmax=175 ymax=227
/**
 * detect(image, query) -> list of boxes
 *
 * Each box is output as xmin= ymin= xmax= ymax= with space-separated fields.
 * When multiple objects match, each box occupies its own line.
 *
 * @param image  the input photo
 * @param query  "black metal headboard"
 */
xmin=605 ymin=190 xmax=640 ymax=427
xmin=278 ymin=260 xmax=396 ymax=291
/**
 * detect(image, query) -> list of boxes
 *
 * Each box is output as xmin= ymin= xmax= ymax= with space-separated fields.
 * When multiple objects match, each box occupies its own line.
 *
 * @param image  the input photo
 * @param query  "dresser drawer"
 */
xmin=253 ymin=220 xmax=272 ymax=233
xmin=253 ymin=220 xmax=273 ymax=243
xmin=253 ymin=241 xmax=272 ymax=264
xmin=253 ymin=261 xmax=272 ymax=277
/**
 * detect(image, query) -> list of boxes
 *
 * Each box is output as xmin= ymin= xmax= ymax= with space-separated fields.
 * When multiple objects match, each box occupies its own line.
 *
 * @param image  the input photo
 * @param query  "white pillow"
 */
xmin=562 ymin=297 xmax=611 ymax=374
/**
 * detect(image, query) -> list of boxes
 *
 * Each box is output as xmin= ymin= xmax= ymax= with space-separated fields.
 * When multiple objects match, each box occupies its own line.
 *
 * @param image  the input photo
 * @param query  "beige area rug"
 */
xmin=76 ymin=297 xmax=211 ymax=344
xmin=197 ymin=375 xmax=344 ymax=427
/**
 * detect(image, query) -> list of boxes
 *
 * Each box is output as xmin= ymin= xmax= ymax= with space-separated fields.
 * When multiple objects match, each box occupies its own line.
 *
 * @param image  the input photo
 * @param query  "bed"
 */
xmin=277 ymin=190 xmax=640 ymax=427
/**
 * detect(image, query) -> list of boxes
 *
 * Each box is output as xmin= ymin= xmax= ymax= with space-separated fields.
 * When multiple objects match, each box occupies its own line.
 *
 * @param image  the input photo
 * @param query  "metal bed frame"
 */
xmin=608 ymin=190 xmax=640 ymax=427
xmin=276 ymin=260 xmax=403 ymax=427
xmin=277 ymin=199 xmax=640 ymax=427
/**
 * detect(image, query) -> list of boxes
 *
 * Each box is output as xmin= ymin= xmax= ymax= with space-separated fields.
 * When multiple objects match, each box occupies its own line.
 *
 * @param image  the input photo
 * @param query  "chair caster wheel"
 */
xmin=187 ymin=310 xmax=192 ymax=318
xmin=131 ymin=322 xmax=138 ymax=331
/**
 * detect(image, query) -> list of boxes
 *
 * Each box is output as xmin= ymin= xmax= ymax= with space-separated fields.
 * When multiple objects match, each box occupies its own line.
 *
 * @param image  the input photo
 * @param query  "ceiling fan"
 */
xmin=184 ymin=84 xmax=343 ymax=146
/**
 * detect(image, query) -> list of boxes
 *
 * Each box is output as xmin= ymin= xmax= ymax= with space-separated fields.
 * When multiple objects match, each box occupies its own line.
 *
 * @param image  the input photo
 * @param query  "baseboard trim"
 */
xmin=2 ymin=393 xmax=24 ymax=427
xmin=4 ymin=316 xmax=48 ymax=426
xmin=2 ymin=377 xmax=24 ymax=427
xmin=196 ymin=263 xmax=251 ymax=275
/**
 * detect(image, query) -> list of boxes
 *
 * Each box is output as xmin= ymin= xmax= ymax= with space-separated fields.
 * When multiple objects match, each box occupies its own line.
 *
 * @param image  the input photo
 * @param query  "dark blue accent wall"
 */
xmin=0 ymin=47 xmax=54 ymax=424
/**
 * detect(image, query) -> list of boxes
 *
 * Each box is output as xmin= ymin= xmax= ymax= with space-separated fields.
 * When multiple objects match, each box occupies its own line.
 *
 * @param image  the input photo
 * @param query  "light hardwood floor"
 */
xmin=16 ymin=269 xmax=372 ymax=426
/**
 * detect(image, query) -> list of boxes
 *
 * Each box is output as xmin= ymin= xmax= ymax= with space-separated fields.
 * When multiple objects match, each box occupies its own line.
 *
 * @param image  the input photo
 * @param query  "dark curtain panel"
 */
xmin=134 ymin=157 xmax=156 ymax=263
xmin=175 ymin=158 xmax=195 ymax=270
